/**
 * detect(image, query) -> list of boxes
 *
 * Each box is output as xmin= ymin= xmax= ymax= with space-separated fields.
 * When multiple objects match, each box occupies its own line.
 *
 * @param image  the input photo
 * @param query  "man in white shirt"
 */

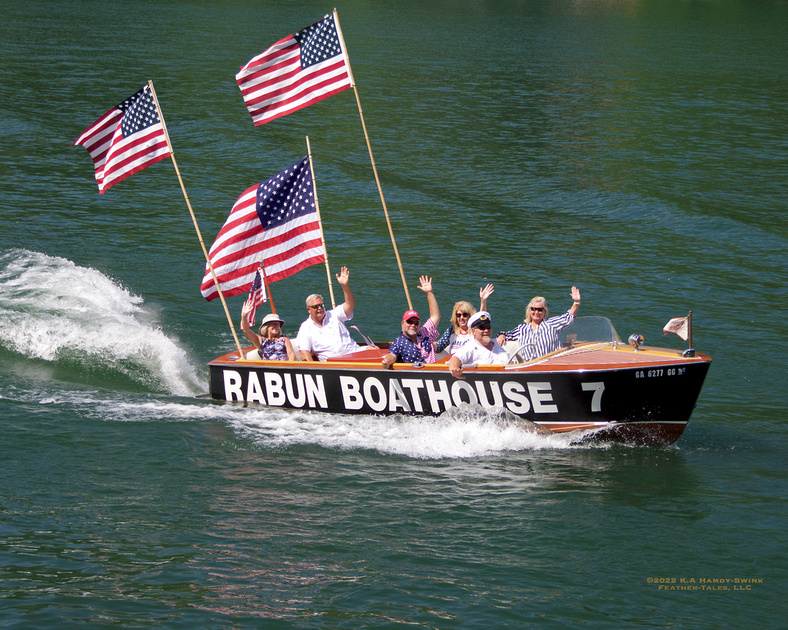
xmin=295 ymin=266 xmax=362 ymax=361
xmin=449 ymin=311 xmax=508 ymax=379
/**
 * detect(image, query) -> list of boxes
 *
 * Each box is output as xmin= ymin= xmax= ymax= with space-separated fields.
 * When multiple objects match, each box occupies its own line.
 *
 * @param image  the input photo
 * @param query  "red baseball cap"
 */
xmin=402 ymin=310 xmax=420 ymax=322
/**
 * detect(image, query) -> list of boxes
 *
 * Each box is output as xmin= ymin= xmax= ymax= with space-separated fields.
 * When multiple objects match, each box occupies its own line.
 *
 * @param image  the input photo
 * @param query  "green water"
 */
xmin=1 ymin=0 xmax=786 ymax=626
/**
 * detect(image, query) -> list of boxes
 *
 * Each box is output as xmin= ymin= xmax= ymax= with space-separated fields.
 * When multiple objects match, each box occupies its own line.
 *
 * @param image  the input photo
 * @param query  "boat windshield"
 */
xmin=560 ymin=316 xmax=621 ymax=346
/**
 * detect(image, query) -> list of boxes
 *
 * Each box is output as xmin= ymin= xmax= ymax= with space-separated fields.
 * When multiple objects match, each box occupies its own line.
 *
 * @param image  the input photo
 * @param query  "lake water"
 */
xmin=1 ymin=0 xmax=786 ymax=627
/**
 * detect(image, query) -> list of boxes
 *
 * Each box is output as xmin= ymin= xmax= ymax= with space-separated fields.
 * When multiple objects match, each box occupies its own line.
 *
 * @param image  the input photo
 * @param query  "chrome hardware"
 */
xmin=628 ymin=334 xmax=644 ymax=350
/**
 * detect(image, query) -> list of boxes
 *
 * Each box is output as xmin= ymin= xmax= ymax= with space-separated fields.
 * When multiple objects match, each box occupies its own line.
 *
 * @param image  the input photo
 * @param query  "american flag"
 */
xmin=243 ymin=267 xmax=267 ymax=328
xmin=73 ymin=85 xmax=171 ymax=194
xmin=201 ymin=156 xmax=326 ymax=301
xmin=236 ymin=12 xmax=352 ymax=126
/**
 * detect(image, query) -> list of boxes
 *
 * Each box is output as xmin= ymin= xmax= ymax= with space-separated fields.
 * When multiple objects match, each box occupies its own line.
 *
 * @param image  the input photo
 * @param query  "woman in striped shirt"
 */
xmin=497 ymin=287 xmax=581 ymax=361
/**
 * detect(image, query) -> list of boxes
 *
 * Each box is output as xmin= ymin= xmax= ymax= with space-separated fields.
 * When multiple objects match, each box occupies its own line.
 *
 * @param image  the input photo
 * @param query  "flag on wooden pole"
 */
xmin=73 ymin=85 xmax=171 ymax=193
xmin=236 ymin=13 xmax=352 ymax=126
xmin=201 ymin=156 xmax=326 ymax=301
xmin=242 ymin=266 xmax=267 ymax=328
xmin=663 ymin=316 xmax=689 ymax=340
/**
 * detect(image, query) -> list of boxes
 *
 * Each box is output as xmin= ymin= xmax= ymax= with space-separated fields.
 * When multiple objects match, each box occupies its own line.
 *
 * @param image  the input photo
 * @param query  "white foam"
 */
xmin=0 ymin=249 xmax=203 ymax=396
xmin=223 ymin=404 xmax=592 ymax=458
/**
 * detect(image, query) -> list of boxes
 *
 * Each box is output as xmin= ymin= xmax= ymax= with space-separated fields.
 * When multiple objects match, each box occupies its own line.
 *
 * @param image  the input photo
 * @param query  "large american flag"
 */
xmin=201 ymin=156 xmax=326 ymax=301
xmin=236 ymin=12 xmax=352 ymax=126
xmin=73 ymin=85 xmax=171 ymax=194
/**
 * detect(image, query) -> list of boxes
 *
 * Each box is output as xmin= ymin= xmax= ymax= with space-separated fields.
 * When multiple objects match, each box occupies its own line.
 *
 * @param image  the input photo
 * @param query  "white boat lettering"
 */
xmin=224 ymin=370 xmax=244 ymax=402
xmin=264 ymin=372 xmax=286 ymax=406
xmin=581 ymin=382 xmax=605 ymax=412
xmin=339 ymin=376 xmax=365 ymax=410
xmin=388 ymin=380 xmax=411 ymax=412
xmin=337 ymin=374 xmax=558 ymax=415
xmin=451 ymin=380 xmax=478 ymax=406
xmin=284 ymin=373 xmax=307 ymax=408
xmin=400 ymin=379 xmax=426 ymax=412
xmin=246 ymin=372 xmax=266 ymax=404
xmin=475 ymin=380 xmax=504 ymax=408
xmin=424 ymin=379 xmax=452 ymax=413
xmin=502 ymin=381 xmax=530 ymax=414
xmin=528 ymin=382 xmax=558 ymax=413
xmin=304 ymin=374 xmax=328 ymax=408
xmin=363 ymin=377 xmax=386 ymax=412
xmin=223 ymin=369 xmax=327 ymax=408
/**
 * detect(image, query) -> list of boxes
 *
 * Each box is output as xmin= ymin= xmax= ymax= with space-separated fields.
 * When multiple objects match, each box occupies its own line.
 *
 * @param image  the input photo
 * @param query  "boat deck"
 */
xmin=212 ymin=342 xmax=710 ymax=374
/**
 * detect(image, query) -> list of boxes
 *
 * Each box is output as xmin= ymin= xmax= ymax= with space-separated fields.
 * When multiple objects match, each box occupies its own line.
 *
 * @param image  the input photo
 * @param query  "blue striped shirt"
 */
xmin=501 ymin=311 xmax=575 ymax=361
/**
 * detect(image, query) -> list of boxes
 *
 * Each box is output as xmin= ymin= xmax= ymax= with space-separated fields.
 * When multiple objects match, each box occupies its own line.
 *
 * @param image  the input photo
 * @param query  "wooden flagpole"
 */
xmin=147 ymin=80 xmax=245 ymax=358
xmin=259 ymin=261 xmax=276 ymax=314
xmin=332 ymin=9 xmax=413 ymax=310
xmin=305 ymin=136 xmax=336 ymax=309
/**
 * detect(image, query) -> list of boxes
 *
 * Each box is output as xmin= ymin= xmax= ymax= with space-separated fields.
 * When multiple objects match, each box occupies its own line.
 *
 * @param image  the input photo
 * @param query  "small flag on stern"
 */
xmin=663 ymin=317 xmax=689 ymax=341
xmin=73 ymin=84 xmax=171 ymax=193
xmin=201 ymin=156 xmax=326 ymax=301
xmin=236 ymin=12 xmax=352 ymax=126
xmin=243 ymin=267 xmax=267 ymax=328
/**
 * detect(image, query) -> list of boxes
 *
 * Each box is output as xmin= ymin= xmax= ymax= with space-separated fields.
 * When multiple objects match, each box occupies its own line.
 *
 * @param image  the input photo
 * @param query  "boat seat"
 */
xmin=325 ymin=346 xmax=385 ymax=362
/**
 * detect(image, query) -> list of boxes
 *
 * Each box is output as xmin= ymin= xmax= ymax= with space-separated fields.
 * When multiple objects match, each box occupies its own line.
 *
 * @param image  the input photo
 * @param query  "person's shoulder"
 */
xmin=548 ymin=311 xmax=574 ymax=324
xmin=453 ymin=342 xmax=474 ymax=361
xmin=390 ymin=332 xmax=408 ymax=346
xmin=422 ymin=319 xmax=439 ymax=337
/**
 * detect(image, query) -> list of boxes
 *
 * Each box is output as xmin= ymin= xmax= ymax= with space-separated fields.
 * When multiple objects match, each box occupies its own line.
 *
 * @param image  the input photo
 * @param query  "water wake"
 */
xmin=223 ymin=403 xmax=592 ymax=458
xmin=0 ymin=249 xmax=203 ymax=396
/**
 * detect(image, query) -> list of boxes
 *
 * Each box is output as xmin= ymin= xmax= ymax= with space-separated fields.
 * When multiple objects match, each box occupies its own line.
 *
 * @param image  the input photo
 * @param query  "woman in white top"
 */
xmin=435 ymin=284 xmax=494 ymax=354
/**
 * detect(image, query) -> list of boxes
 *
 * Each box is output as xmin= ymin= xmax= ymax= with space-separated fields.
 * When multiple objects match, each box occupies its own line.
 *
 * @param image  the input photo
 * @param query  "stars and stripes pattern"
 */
xmin=236 ymin=13 xmax=352 ymax=126
xmin=73 ymin=85 xmax=171 ymax=193
xmin=243 ymin=267 xmax=267 ymax=328
xmin=201 ymin=156 xmax=326 ymax=301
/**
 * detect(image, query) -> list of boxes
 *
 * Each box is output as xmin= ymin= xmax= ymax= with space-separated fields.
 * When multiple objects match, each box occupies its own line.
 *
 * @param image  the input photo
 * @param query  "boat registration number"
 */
xmin=635 ymin=368 xmax=686 ymax=378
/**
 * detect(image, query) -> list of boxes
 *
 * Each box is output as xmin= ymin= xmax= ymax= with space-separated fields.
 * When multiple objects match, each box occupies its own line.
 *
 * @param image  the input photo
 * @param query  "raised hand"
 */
xmin=480 ymin=283 xmax=494 ymax=301
xmin=336 ymin=266 xmax=350 ymax=286
xmin=417 ymin=275 xmax=433 ymax=293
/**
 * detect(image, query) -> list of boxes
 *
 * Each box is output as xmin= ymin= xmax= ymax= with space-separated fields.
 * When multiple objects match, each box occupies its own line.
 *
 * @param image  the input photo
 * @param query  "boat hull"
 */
xmin=208 ymin=344 xmax=711 ymax=446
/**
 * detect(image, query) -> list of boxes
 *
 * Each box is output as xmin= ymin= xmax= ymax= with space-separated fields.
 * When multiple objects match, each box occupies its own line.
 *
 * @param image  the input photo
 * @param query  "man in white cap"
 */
xmin=449 ymin=311 xmax=508 ymax=379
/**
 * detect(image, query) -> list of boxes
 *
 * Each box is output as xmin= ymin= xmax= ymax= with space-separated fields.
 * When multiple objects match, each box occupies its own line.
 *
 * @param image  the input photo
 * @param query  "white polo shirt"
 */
xmin=295 ymin=304 xmax=361 ymax=361
xmin=453 ymin=339 xmax=509 ymax=366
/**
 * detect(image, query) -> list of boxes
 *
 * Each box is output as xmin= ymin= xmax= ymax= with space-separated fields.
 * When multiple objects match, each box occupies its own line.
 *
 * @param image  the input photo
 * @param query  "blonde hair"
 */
xmin=451 ymin=300 xmax=476 ymax=334
xmin=524 ymin=297 xmax=548 ymax=323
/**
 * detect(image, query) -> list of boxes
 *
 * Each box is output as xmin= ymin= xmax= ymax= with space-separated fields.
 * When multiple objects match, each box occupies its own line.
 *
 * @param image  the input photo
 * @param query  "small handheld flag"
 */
xmin=242 ymin=267 xmax=267 ymax=329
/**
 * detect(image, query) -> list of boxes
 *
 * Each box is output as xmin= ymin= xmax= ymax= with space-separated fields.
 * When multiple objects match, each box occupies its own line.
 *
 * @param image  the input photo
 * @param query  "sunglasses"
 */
xmin=475 ymin=323 xmax=492 ymax=331
xmin=530 ymin=307 xmax=545 ymax=312
xmin=405 ymin=318 xmax=420 ymax=325
xmin=308 ymin=303 xmax=325 ymax=310
xmin=456 ymin=312 xmax=470 ymax=318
